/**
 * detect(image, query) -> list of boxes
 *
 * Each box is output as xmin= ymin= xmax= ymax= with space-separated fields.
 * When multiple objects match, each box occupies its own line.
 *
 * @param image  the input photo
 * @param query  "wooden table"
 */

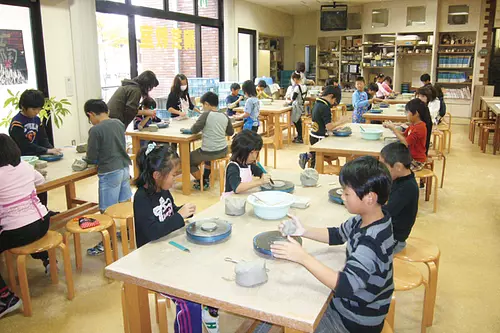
xmin=105 ymin=172 xmax=352 ymax=333
xmin=310 ymin=123 xmax=396 ymax=174
xmin=126 ymin=118 xmax=242 ymax=195
xmin=363 ymin=105 xmax=408 ymax=124
xmin=480 ymin=96 xmax=500 ymax=154
xmin=36 ymin=148 xmax=99 ymax=230
xmin=234 ymin=101 xmax=292 ymax=149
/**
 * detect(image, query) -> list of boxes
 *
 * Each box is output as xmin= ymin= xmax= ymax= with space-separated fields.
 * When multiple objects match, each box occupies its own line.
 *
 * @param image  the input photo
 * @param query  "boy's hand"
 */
xmin=47 ymin=148 xmax=63 ymax=155
xmin=178 ymin=111 xmax=188 ymax=118
xmin=279 ymin=215 xmax=306 ymax=236
xmin=179 ymin=203 xmax=196 ymax=218
xmin=271 ymin=236 xmax=308 ymax=264
xmin=383 ymin=121 xmax=395 ymax=130
xmin=260 ymin=174 xmax=272 ymax=185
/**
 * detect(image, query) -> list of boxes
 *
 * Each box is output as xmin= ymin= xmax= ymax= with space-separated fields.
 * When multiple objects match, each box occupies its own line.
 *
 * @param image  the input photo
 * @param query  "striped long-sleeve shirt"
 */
xmin=329 ymin=211 xmax=394 ymax=333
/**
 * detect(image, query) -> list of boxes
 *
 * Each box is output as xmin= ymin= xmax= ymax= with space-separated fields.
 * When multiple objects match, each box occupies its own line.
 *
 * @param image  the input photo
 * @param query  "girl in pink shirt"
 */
xmin=0 ymin=134 xmax=50 ymax=319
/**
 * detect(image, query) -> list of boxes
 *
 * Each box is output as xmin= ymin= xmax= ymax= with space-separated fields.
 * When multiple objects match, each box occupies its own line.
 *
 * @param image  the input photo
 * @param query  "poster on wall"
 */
xmin=0 ymin=29 xmax=28 ymax=85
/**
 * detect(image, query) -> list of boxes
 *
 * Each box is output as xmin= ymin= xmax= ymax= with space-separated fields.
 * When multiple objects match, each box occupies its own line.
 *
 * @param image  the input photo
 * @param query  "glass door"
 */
xmin=238 ymin=28 xmax=256 ymax=82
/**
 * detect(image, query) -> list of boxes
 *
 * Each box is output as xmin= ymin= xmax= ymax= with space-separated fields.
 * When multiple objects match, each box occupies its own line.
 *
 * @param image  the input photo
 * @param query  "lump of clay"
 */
xmin=225 ymin=197 xmax=246 ymax=216
xmin=39 ymin=169 xmax=48 ymax=178
xmin=235 ymin=261 xmax=268 ymax=288
xmin=282 ymin=219 xmax=297 ymax=236
xmin=300 ymin=168 xmax=319 ymax=187
xmin=72 ymin=159 xmax=88 ymax=172
xmin=76 ymin=143 xmax=87 ymax=153
xmin=35 ymin=160 xmax=48 ymax=170
xmin=147 ymin=124 xmax=159 ymax=132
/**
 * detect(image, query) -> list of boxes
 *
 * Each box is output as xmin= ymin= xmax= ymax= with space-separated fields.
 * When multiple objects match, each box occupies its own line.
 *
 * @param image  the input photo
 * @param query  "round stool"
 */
xmin=64 ymin=214 xmax=118 ymax=272
xmin=387 ymin=259 xmax=431 ymax=333
xmin=414 ymin=169 xmax=438 ymax=213
xmin=5 ymin=231 xmax=74 ymax=316
xmin=200 ymin=156 xmax=230 ymax=194
xmin=395 ymin=238 xmax=440 ymax=326
xmin=105 ymin=202 xmax=135 ymax=256
xmin=302 ymin=116 xmax=312 ymax=145
xmin=262 ymin=136 xmax=277 ymax=169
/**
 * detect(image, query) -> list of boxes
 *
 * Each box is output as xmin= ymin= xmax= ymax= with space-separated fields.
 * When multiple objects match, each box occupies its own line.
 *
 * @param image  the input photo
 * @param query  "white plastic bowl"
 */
xmin=360 ymin=129 xmax=384 ymax=141
xmin=260 ymin=99 xmax=273 ymax=105
xmin=247 ymin=191 xmax=295 ymax=220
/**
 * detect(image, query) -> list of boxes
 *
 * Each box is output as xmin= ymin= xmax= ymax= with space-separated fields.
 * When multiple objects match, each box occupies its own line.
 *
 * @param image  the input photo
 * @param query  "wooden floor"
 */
xmin=1 ymin=123 xmax=500 ymax=333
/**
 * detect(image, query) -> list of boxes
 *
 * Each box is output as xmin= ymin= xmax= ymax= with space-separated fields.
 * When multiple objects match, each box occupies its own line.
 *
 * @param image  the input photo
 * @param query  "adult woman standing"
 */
xmin=166 ymin=74 xmax=201 ymax=118
xmin=108 ymin=70 xmax=159 ymax=128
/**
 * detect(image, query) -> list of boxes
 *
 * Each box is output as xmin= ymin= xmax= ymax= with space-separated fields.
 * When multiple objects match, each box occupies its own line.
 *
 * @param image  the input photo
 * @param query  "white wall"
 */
xmin=40 ymin=0 xmax=101 ymax=146
xmin=224 ymin=0 xmax=294 ymax=81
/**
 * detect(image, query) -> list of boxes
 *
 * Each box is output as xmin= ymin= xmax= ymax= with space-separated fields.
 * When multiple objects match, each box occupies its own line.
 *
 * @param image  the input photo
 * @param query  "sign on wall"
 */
xmin=139 ymin=26 xmax=195 ymax=50
xmin=0 ymin=29 xmax=28 ymax=85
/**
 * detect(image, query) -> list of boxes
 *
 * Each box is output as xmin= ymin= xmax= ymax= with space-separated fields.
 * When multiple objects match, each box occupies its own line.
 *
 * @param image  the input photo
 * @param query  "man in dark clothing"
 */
xmin=298 ymin=85 xmax=348 ymax=169
xmin=380 ymin=142 xmax=419 ymax=253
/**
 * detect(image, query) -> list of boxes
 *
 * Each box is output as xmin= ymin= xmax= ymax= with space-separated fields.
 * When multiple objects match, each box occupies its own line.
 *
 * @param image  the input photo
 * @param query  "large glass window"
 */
xmin=135 ymin=16 xmax=197 ymax=98
xmin=202 ymin=26 xmax=219 ymax=78
xmin=198 ymin=0 xmax=218 ymax=19
xmin=169 ymin=0 xmax=194 ymax=15
xmin=96 ymin=13 xmax=131 ymax=102
xmin=131 ymin=0 xmax=164 ymax=10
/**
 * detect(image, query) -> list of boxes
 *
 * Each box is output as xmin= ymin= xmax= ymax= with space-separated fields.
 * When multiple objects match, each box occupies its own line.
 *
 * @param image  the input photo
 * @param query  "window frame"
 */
xmin=96 ymin=0 xmax=224 ymax=80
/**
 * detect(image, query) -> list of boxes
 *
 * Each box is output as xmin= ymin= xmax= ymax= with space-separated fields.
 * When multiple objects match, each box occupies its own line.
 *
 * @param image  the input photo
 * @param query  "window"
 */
xmin=202 ymin=26 xmax=219 ymax=77
xmin=372 ymin=9 xmax=389 ymax=28
xmin=347 ymin=12 xmax=361 ymax=30
xmin=135 ymin=16 xmax=197 ymax=98
xmin=407 ymin=6 xmax=426 ymax=26
xmin=95 ymin=0 xmax=224 ymax=97
xmin=448 ymin=5 xmax=469 ymax=25
xmin=198 ymin=0 xmax=218 ymax=19
xmin=131 ymin=0 xmax=164 ymax=10
xmin=96 ymin=13 xmax=130 ymax=102
xmin=169 ymin=0 xmax=194 ymax=15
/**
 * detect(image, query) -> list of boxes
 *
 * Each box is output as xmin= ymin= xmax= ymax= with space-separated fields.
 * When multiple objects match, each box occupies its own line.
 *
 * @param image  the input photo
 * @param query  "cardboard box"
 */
xmin=353 ymin=38 xmax=362 ymax=46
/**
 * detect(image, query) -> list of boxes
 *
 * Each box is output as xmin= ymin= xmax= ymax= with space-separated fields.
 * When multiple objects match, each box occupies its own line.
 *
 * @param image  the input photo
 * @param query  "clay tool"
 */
xmin=169 ymin=241 xmax=190 ymax=253
xmin=256 ymin=162 xmax=274 ymax=185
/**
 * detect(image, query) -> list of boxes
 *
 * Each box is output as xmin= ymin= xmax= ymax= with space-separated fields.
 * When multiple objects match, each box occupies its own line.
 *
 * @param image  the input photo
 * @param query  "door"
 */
xmin=238 ymin=28 xmax=256 ymax=82
xmin=0 ymin=0 xmax=48 ymax=135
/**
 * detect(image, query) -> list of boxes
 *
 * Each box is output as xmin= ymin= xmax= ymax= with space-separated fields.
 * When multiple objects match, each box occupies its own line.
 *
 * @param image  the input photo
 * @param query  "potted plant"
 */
xmin=0 ymin=89 xmax=71 ymax=128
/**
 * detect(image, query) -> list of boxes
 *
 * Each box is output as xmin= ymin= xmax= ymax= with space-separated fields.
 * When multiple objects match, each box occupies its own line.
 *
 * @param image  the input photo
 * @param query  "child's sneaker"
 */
xmin=87 ymin=241 xmax=104 ymax=256
xmin=43 ymin=259 xmax=59 ymax=275
xmin=299 ymin=153 xmax=309 ymax=169
xmin=202 ymin=306 xmax=219 ymax=333
xmin=0 ymin=290 xmax=22 ymax=319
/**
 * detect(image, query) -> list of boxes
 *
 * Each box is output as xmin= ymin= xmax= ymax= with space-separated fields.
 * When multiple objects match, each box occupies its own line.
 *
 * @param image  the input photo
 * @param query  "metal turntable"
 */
xmin=260 ymin=179 xmax=295 ymax=193
xmin=253 ymin=230 xmax=302 ymax=258
xmin=328 ymin=188 xmax=344 ymax=205
xmin=186 ymin=218 xmax=232 ymax=244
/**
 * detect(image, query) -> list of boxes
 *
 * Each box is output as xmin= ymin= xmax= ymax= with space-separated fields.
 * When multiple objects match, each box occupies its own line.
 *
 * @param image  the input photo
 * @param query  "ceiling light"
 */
xmin=449 ymin=12 xmax=469 ymax=15
xmin=381 ymin=34 xmax=396 ymax=37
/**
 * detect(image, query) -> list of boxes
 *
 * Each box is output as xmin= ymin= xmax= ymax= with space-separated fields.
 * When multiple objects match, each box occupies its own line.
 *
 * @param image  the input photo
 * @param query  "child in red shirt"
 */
xmin=383 ymin=99 xmax=430 ymax=171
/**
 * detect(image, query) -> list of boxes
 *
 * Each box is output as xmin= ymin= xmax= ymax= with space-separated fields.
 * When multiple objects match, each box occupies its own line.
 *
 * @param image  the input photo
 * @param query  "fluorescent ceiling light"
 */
xmin=381 ymin=34 xmax=396 ymax=37
xmin=449 ymin=12 xmax=469 ymax=15
xmin=373 ymin=11 xmax=381 ymax=14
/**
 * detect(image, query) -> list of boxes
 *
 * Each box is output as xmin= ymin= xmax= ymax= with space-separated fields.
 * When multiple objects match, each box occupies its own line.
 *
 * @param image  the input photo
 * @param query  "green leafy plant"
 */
xmin=0 ymin=89 xmax=71 ymax=128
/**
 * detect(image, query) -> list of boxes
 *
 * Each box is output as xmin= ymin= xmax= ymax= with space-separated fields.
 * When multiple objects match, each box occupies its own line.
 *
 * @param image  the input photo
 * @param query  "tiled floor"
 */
xmin=1 ymin=122 xmax=500 ymax=333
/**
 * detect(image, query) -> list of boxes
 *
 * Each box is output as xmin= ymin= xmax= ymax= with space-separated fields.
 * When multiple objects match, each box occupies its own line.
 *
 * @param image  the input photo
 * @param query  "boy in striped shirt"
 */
xmin=272 ymin=156 xmax=394 ymax=333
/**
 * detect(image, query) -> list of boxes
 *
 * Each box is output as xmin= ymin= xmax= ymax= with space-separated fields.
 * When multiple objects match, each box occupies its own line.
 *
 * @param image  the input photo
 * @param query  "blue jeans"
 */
xmin=98 ymin=167 xmax=132 ymax=211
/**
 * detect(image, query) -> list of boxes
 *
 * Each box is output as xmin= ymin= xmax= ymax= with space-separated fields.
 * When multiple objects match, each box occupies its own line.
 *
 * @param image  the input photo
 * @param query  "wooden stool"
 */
xmin=437 ymin=113 xmax=452 ymax=153
xmin=469 ymin=118 xmax=495 ymax=144
xmin=302 ymin=116 xmax=312 ymax=144
xmin=262 ymin=136 xmax=277 ymax=169
xmin=5 ymin=231 xmax=74 ymax=316
xmin=64 ymin=214 xmax=118 ymax=272
xmin=200 ymin=156 xmax=230 ymax=194
xmin=479 ymin=124 xmax=496 ymax=153
xmin=414 ymin=169 xmax=438 ymax=213
xmin=386 ymin=259 xmax=431 ymax=333
xmin=395 ymin=237 xmax=440 ymax=326
xmin=105 ymin=202 xmax=136 ymax=256
xmin=429 ymin=131 xmax=447 ymax=188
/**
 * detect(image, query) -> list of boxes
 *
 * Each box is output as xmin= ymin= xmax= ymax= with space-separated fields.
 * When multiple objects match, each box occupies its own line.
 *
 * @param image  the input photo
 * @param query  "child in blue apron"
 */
xmin=222 ymin=130 xmax=271 ymax=198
